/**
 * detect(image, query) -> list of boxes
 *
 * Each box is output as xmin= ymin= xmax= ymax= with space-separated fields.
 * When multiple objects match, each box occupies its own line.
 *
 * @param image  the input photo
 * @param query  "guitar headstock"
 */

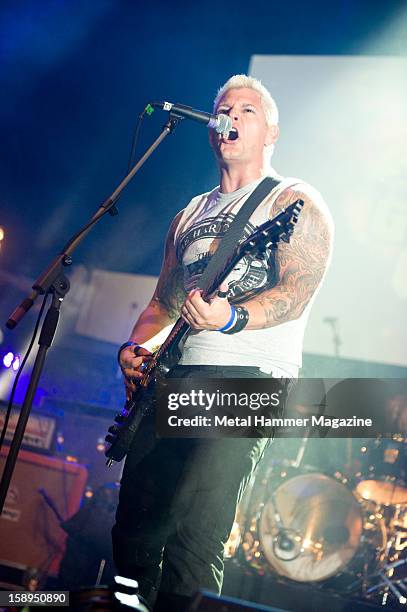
xmin=238 ymin=199 xmax=304 ymax=255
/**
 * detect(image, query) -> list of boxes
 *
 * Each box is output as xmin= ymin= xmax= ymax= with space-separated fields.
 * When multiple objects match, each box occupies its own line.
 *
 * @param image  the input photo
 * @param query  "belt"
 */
xmin=170 ymin=364 xmax=263 ymax=373
xmin=168 ymin=364 xmax=267 ymax=377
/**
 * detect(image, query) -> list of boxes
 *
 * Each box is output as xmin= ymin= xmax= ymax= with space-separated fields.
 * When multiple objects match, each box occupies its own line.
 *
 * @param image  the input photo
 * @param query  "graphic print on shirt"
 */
xmin=176 ymin=212 xmax=277 ymax=301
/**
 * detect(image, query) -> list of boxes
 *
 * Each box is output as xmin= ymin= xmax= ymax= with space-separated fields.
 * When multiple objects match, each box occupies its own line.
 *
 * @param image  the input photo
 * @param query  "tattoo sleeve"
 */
xmin=245 ymin=188 xmax=333 ymax=328
xmin=153 ymin=212 xmax=186 ymax=321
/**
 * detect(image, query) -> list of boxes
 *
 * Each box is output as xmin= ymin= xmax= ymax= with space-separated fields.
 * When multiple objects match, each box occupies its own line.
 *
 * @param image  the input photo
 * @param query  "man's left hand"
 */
xmin=181 ymin=282 xmax=232 ymax=330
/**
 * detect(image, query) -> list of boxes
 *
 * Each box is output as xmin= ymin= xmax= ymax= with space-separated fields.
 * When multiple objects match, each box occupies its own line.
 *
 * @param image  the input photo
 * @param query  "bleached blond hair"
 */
xmin=214 ymin=74 xmax=279 ymax=126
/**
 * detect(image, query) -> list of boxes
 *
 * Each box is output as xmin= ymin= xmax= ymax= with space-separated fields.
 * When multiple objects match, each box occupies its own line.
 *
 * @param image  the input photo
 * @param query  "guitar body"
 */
xmin=105 ymin=200 xmax=304 ymax=465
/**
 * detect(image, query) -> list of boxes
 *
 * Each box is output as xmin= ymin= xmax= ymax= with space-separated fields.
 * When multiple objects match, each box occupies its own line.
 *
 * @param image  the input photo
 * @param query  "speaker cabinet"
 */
xmin=0 ymin=447 xmax=87 ymax=578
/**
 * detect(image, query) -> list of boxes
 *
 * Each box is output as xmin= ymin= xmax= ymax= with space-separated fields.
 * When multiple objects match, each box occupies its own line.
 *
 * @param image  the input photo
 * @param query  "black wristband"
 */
xmin=117 ymin=341 xmax=141 ymax=365
xmin=222 ymin=305 xmax=249 ymax=334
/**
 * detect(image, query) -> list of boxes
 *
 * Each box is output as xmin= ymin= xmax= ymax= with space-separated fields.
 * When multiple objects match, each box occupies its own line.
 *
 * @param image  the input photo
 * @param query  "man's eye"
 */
xmin=245 ymin=108 xmax=255 ymax=113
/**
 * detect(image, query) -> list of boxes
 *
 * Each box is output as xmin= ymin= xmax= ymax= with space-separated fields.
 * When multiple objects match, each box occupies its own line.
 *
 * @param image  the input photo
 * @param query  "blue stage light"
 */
xmin=3 ymin=352 xmax=14 ymax=368
xmin=12 ymin=356 xmax=21 ymax=371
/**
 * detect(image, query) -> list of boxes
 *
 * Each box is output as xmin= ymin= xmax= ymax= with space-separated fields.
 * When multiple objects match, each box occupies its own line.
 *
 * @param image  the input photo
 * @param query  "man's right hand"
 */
xmin=119 ymin=345 xmax=153 ymax=400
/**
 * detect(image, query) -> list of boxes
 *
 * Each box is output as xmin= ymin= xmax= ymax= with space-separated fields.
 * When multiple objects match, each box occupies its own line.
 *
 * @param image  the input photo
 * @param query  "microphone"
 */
xmin=272 ymin=528 xmax=302 ymax=561
xmin=150 ymin=101 xmax=232 ymax=136
xmin=276 ymin=531 xmax=295 ymax=552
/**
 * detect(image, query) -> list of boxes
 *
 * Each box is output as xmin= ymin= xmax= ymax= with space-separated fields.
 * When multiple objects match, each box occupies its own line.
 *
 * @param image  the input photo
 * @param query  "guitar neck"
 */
xmin=155 ymin=317 xmax=189 ymax=359
xmin=153 ymin=200 xmax=304 ymax=362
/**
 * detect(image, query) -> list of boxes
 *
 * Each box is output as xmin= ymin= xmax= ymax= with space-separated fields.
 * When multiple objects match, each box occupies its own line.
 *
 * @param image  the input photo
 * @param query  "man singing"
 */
xmin=112 ymin=74 xmax=333 ymax=611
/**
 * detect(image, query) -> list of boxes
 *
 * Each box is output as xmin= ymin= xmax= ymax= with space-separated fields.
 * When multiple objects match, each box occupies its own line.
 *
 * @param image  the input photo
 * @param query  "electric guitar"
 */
xmin=105 ymin=199 xmax=304 ymax=464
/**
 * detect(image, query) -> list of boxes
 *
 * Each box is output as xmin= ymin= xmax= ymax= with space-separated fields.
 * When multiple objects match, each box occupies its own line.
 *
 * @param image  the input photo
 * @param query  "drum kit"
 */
xmin=225 ymin=436 xmax=407 ymax=608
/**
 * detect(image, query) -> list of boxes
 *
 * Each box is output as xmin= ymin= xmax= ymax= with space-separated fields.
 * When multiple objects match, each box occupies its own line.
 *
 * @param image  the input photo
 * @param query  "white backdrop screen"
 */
xmin=250 ymin=55 xmax=407 ymax=366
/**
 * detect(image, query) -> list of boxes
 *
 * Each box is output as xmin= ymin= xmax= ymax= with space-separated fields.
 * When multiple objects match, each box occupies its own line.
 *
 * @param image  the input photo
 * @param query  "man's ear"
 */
xmin=265 ymin=124 xmax=279 ymax=146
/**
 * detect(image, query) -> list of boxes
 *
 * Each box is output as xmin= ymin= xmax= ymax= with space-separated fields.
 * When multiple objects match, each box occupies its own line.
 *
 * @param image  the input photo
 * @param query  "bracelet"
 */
xmin=222 ymin=305 xmax=249 ymax=334
xmin=217 ymin=305 xmax=237 ymax=332
xmin=117 ymin=341 xmax=142 ymax=365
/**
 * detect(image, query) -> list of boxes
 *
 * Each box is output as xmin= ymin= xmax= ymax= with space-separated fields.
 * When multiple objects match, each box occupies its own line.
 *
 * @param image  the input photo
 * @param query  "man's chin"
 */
xmin=218 ymin=147 xmax=243 ymax=161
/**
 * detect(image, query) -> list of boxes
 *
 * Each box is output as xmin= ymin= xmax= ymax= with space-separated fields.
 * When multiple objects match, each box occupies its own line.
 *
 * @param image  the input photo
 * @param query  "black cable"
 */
xmin=127 ymin=108 xmax=148 ymax=174
xmin=0 ymin=292 xmax=49 ymax=453
xmin=60 ymin=107 xmax=150 ymax=256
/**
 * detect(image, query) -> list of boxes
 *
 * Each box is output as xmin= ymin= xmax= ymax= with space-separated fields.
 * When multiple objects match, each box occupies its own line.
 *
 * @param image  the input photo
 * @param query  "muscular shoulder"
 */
xmin=269 ymin=180 xmax=334 ymax=296
xmin=270 ymin=181 xmax=334 ymax=240
xmin=271 ymin=182 xmax=333 ymax=226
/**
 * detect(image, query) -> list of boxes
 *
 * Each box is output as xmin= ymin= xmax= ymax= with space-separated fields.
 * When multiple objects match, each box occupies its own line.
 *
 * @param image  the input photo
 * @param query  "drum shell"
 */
xmin=239 ymin=468 xmax=386 ymax=586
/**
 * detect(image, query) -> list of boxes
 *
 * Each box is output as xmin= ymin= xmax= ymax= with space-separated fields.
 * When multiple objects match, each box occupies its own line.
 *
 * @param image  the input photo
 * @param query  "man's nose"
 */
xmin=231 ymin=108 xmax=240 ymax=122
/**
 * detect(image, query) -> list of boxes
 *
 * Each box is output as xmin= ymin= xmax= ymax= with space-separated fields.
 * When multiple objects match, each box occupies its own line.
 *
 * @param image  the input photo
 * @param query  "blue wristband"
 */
xmin=217 ymin=305 xmax=237 ymax=332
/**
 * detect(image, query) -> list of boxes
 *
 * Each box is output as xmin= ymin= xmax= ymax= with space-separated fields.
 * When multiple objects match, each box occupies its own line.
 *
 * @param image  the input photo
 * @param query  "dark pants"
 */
xmin=112 ymin=365 xmax=287 ymax=611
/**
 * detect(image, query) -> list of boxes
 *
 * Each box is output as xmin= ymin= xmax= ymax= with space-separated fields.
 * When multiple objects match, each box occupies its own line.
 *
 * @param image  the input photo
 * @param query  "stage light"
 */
xmin=2 ymin=352 xmax=22 ymax=370
xmin=65 ymin=455 xmax=78 ymax=463
xmin=3 ymin=352 xmax=14 ymax=368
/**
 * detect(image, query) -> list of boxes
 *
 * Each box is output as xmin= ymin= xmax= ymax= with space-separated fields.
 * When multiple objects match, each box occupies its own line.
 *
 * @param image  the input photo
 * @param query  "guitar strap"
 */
xmin=198 ymin=175 xmax=282 ymax=293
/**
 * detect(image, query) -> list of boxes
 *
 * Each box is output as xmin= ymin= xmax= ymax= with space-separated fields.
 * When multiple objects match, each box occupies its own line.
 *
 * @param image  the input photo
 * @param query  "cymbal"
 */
xmin=356 ymin=479 xmax=407 ymax=505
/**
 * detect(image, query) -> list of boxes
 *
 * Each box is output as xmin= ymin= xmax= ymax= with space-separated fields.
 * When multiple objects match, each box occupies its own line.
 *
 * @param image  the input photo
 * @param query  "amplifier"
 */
xmin=0 ymin=405 xmax=56 ymax=452
xmin=0 ymin=447 xmax=87 ymax=579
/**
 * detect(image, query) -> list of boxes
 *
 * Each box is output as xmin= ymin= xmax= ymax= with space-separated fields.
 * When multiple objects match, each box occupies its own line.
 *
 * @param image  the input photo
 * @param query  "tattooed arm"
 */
xmin=128 ymin=211 xmax=185 ymax=344
xmin=119 ymin=212 xmax=185 ymax=394
xmin=182 ymin=185 xmax=333 ymax=331
xmin=243 ymin=185 xmax=333 ymax=329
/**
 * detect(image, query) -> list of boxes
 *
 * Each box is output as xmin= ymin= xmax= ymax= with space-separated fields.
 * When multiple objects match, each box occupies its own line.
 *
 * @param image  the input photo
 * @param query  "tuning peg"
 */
xmin=114 ymin=413 xmax=126 ymax=424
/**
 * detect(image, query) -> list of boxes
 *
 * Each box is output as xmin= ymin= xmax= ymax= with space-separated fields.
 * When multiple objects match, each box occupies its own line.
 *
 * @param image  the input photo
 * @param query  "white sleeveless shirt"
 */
xmin=174 ymin=175 xmax=327 ymax=377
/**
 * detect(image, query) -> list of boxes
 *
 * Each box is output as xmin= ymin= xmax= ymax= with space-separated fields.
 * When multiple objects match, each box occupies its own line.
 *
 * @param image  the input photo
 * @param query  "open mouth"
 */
xmin=221 ymin=128 xmax=239 ymax=143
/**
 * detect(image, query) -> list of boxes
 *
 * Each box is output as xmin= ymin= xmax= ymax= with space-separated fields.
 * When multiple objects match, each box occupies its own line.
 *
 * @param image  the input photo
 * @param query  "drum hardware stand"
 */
xmin=292 ymin=436 xmax=308 ymax=469
xmin=365 ymin=559 xmax=407 ymax=606
xmin=270 ymin=484 xmax=305 ymax=563
xmin=323 ymin=316 xmax=341 ymax=357
xmin=348 ymin=510 xmax=407 ymax=606
xmin=266 ymin=473 xmax=304 ymax=562
xmin=95 ymin=559 xmax=106 ymax=586
xmin=379 ymin=505 xmax=407 ymax=606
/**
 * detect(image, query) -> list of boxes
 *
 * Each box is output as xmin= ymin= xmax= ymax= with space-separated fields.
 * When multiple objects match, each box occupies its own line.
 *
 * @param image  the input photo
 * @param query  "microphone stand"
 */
xmin=0 ymin=114 xmax=182 ymax=514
